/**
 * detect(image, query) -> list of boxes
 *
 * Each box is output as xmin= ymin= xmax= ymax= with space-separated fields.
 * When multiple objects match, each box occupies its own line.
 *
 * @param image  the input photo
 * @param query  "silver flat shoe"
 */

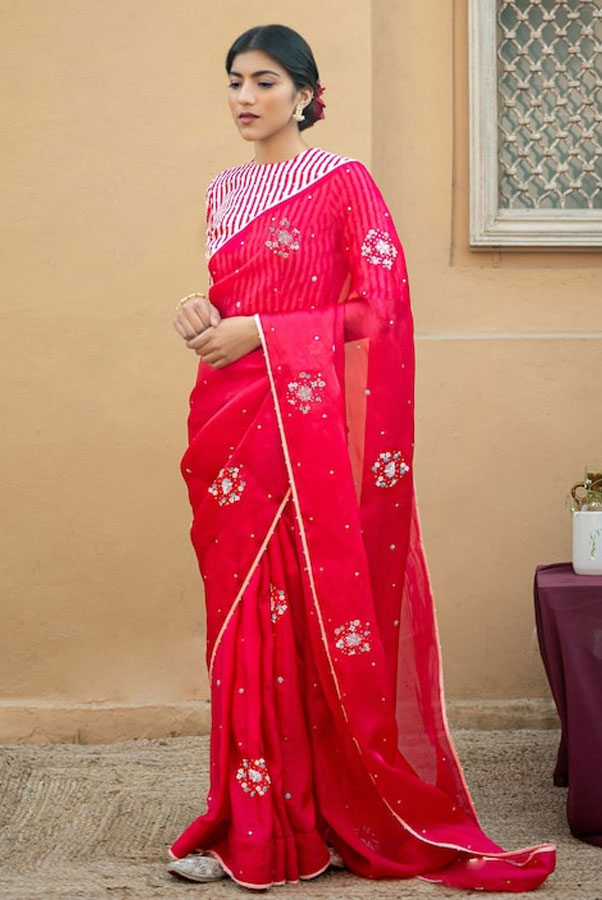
xmin=328 ymin=846 xmax=345 ymax=869
xmin=167 ymin=853 xmax=226 ymax=882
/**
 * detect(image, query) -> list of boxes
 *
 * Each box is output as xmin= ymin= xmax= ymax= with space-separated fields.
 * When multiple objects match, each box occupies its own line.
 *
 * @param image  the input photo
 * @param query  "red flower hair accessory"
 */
xmin=314 ymin=83 xmax=326 ymax=121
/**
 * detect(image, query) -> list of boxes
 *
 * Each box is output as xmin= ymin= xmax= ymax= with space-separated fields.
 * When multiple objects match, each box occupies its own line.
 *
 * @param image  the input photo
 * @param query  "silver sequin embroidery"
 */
xmin=265 ymin=218 xmax=301 ymax=258
xmin=286 ymin=372 xmax=326 ymax=414
xmin=372 ymin=450 xmax=409 ymax=489
xmin=236 ymin=757 xmax=271 ymax=796
xmin=334 ymin=619 xmax=372 ymax=657
xmin=361 ymin=228 xmax=398 ymax=270
xmin=208 ymin=465 xmax=246 ymax=506
xmin=269 ymin=584 xmax=288 ymax=623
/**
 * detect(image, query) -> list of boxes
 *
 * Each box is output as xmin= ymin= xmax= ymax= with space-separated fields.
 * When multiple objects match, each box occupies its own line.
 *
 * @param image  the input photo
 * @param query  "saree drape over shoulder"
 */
xmin=170 ymin=147 xmax=555 ymax=891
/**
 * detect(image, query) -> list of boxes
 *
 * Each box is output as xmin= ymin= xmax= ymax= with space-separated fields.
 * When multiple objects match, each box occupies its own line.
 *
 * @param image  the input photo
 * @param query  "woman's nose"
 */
xmin=238 ymin=81 xmax=256 ymax=104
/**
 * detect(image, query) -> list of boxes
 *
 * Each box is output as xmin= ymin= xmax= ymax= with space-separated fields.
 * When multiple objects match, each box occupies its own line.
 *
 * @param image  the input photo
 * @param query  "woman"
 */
xmin=167 ymin=24 xmax=555 ymax=892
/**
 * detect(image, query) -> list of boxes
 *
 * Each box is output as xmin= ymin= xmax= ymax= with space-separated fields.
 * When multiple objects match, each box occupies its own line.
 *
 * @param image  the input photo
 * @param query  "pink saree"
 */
xmin=170 ymin=147 xmax=555 ymax=890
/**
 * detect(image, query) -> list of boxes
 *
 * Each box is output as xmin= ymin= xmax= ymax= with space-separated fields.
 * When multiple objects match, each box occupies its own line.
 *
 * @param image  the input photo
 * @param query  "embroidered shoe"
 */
xmin=167 ymin=853 xmax=226 ymax=882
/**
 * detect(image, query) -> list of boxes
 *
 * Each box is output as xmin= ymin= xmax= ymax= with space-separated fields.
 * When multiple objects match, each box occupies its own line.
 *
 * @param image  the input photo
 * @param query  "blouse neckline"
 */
xmin=248 ymin=146 xmax=314 ymax=169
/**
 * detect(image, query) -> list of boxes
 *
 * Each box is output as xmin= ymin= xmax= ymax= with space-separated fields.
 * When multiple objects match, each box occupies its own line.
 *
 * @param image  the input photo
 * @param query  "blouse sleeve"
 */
xmin=338 ymin=161 xmax=410 ymax=341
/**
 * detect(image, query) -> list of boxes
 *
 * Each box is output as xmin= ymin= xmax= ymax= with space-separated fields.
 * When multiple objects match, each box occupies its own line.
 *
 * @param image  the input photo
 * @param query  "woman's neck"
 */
xmin=253 ymin=130 xmax=308 ymax=166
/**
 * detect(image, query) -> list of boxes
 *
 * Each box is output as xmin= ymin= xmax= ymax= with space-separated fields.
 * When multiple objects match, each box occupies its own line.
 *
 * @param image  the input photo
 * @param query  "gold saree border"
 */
xmin=254 ymin=314 xmax=348 ymax=721
xmin=207 ymin=847 xmax=331 ymax=891
xmin=254 ymin=313 xmax=555 ymax=864
xmin=208 ymin=487 xmax=292 ymax=679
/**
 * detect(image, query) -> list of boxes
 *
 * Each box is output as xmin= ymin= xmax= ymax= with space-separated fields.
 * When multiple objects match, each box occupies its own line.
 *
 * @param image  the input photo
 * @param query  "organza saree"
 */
xmin=169 ymin=147 xmax=555 ymax=891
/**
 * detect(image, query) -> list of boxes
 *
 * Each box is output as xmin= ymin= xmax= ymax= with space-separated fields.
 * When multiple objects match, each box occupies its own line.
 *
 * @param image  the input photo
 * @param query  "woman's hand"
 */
xmin=173 ymin=295 xmax=221 ymax=340
xmin=186 ymin=316 xmax=261 ymax=368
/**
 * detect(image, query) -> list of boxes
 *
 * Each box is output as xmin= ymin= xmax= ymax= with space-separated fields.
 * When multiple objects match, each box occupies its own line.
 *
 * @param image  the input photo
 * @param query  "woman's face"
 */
xmin=227 ymin=50 xmax=311 ymax=143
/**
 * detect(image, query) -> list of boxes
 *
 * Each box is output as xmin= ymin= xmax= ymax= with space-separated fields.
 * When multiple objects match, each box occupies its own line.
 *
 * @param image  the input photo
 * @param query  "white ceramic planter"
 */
xmin=572 ymin=510 xmax=602 ymax=576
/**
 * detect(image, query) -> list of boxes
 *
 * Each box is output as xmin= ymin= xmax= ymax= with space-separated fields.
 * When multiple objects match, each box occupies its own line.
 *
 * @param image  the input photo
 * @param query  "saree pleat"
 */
xmin=170 ymin=147 xmax=555 ymax=891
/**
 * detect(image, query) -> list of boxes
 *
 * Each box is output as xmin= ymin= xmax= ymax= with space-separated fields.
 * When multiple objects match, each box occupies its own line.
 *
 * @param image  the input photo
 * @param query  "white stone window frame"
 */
xmin=468 ymin=0 xmax=602 ymax=247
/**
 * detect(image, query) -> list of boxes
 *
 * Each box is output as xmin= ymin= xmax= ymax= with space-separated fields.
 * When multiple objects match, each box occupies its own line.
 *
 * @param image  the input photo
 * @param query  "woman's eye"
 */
xmin=258 ymin=81 xmax=275 ymax=88
xmin=228 ymin=81 xmax=240 ymax=89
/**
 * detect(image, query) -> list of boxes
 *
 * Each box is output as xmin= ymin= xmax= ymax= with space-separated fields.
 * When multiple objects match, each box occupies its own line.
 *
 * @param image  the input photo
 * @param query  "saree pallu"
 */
xmin=170 ymin=149 xmax=555 ymax=891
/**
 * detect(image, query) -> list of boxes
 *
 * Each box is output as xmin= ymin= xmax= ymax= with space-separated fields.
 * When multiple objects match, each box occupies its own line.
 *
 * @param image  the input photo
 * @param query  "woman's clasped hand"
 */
xmin=173 ymin=296 xmax=260 ymax=369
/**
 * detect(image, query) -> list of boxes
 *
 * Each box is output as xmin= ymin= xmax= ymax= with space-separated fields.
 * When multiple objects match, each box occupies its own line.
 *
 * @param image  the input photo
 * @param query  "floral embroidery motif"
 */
xmin=286 ymin=371 xmax=326 ymax=414
xmin=236 ymin=757 xmax=271 ymax=796
xmin=265 ymin=218 xmax=301 ymax=258
xmin=355 ymin=824 xmax=380 ymax=852
xmin=361 ymin=228 xmax=398 ymax=270
xmin=208 ymin=465 xmax=246 ymax=506
xmin=372 ymin=450 xmax=410 ymax=489
xmin=334 ymin=619 xmax=372 ymax=657
xmin=269 ymin=584 xmax=288 ymax=623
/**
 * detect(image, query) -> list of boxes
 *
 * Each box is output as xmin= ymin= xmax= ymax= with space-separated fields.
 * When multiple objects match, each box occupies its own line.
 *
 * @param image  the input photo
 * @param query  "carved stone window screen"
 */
xmin=469 ymin=0 xmax=602 ymax=246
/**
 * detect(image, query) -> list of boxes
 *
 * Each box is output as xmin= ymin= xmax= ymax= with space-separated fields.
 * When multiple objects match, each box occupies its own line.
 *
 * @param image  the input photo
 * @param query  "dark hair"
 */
xmin=225 ymin=24 xmax=323 ymax=131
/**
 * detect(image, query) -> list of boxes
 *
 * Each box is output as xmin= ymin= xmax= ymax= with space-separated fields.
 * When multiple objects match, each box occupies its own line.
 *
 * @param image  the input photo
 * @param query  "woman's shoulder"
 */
xmin=284 ymin=148 xmax=378 ymax=200
xmin=329 ymin=154 xmax=375 ymax=180
xmin=203 ymin=150 xmax=379 ymax=219
xmin=301 ymin=146 xmax=374 ymax=181
xmin=306 ymin=150 xmax=376 ymax=188
xmin=205 ymin=159 xmax=252 ymax=196
xmin=322 ymin=153 xmax=383 ymax=201
xmin=206 ymin=147 xmax=371 ymax=189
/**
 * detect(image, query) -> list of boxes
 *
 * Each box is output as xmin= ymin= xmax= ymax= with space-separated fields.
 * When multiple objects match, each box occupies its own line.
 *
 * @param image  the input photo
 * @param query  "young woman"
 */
xmin=167 ymin=24 xmax=555 ymax=892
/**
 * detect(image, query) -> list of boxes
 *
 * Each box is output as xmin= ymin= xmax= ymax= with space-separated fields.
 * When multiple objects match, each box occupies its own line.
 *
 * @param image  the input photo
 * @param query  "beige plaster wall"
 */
xmin=0 ymin=0 xmax=599 ymax=742
xmin=0 ymin=0 xmax=372 ymax=741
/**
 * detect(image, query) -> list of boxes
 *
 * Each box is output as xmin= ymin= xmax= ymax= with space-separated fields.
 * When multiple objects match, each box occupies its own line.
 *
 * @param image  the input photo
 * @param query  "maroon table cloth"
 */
xmin=534 ymin=562 xmax=602 ymax=847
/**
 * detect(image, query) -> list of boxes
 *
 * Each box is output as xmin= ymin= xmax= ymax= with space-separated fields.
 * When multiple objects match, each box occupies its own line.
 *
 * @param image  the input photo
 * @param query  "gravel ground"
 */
xmin=0 ymin=730 xmax=600 ymax=900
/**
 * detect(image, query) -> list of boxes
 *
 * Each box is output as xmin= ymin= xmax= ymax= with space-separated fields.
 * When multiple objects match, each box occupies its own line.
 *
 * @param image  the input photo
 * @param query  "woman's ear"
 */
xmin=297 ymin=86 xmax=313 ymax=110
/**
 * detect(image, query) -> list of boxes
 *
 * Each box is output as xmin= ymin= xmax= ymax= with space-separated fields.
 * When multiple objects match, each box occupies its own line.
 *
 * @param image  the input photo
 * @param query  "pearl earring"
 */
xmin=293 ymin=102 xmax=305 ymax=122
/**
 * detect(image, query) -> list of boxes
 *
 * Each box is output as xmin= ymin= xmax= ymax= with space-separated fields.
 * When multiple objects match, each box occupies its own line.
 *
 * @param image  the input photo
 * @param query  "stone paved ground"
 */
xmin=1 ymin=730 xmax=600 ymax=900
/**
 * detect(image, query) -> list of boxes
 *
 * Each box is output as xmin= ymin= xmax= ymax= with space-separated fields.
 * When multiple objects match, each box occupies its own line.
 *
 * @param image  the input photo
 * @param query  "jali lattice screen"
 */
xmin=497 ymin=0 xmax=602 ymax=211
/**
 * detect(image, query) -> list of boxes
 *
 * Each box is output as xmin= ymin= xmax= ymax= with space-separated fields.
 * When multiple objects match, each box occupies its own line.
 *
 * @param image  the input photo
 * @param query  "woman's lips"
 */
xmin=239 ymin=113 xmax=259 ymax=123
